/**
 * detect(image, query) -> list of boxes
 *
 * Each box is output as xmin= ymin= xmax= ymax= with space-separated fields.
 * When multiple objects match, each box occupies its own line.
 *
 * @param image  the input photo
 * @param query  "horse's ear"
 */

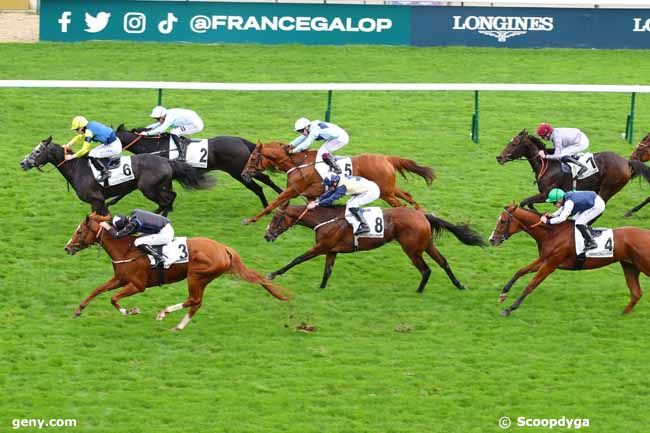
xmin=117 ymin=123 xmax=125 ymax=132
xmin=84 ymin=215 xmax=90 ymax=223
xmin=44 ymin=136 xmax=52 ymax=145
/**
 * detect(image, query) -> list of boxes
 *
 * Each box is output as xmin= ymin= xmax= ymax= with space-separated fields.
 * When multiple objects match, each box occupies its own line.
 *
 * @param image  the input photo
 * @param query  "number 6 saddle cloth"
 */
xmin=88 ymin=156 xmax=135 ymax=186
xmin=574 ymin=226 xmax=614 ymax=258
xmin=345 ymin=207 xmax=384 ymax=239
xmin=147 ymin=237 xmax=190 ymax=268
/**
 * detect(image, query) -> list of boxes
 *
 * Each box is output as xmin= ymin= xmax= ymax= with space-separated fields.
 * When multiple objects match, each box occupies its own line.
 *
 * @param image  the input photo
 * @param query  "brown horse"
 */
xmin=240 ymin=141 xmax=435 ymax=224
xmin=64 ymin=214 xmax=289 ymax=330
xmin=496 ymin=130 xmax=650 ymax=211
xmin=626 ymin=133 xmax=650 ymax=217
xmin=264 ymin=205 xmax=485 ymax=292
xmin=489 ymin=203 xmax=650 ymax=316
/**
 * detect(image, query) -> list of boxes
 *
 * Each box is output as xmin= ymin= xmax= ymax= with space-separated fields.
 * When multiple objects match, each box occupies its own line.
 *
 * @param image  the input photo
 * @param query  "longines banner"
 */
xmin=41 ymin=0 xmax=650 ymax=48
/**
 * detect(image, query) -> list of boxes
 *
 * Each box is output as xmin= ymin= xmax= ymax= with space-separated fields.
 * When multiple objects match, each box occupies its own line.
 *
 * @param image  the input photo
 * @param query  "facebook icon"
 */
xmin=58 ymin=11 xmax=72 ymax=32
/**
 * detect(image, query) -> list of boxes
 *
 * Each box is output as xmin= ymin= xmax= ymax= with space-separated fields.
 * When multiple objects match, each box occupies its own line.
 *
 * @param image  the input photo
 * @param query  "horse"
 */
xmin=240 ymin=141 xmax=435 ymax=224
xmin=625 ymin=132 xmax=650 ymax=217
xmin=489 ymin=203 xmax=650 ymax=316
xmin=264 ymin=205 xmax=485 ymax=292
xmin=64 ymin=214 xmax=290 ymax=331
xmin=495 ymin=130 xmax=650 ymax=211
xmin=20 ymin=137 xmax=215 ymax=216
xmin=116 ymin=125 xmax=283 ymax=207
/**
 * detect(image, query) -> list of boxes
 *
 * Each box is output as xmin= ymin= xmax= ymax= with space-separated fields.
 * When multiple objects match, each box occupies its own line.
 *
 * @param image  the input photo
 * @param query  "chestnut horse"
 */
xmin=264 ymin=205 xmax=485 ymax=292
xmin=490 ymin=203 xmax=650 ymax=317
xmin=495 ymin=130 xmax=650 ymax=211
xmin=626 ymin=133 xmax=650 ymax=217
xmin=64 ymin=214 xmax=289 ymax=330
xmin=240 ymin=141 xmax=435 ymax=224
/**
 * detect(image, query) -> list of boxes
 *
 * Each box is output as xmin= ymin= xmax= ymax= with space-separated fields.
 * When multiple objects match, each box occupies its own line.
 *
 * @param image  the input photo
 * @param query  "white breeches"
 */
xmin=134 ymin=224 xmax=175 ymax=247
xmin=316 ymin=130 xmax=350 ymax=160
xmin=171 ymin=118 xmax=204 ymax=136
xmin=89 ymin=138 xmax=122 ymax=158
xmin=346 ymin=182 xmax=380 ymax=209
xmin=574 ymin=196 xmax=605 ymax=225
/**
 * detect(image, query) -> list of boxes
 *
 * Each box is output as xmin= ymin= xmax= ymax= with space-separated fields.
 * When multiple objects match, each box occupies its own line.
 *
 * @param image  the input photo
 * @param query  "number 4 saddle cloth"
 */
xmin=574 ymin=227 xmax=614 ymax=258
xmin=147 ymin=237 xmax=190 ymax=268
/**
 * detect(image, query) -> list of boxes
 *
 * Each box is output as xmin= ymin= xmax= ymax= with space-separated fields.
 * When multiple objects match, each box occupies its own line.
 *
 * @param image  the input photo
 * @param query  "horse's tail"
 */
xmin=168 ymin=160 xmax=216 ymax=190
xmin=386 ymin=156 xmax=436 ymax=186
xmin=425 ymin=214 xmax=486 ymax=247
xmin=225 ymin=247 xmax=290 ymax=301
xmin=629 ymin=160 xmax=650 ymax=185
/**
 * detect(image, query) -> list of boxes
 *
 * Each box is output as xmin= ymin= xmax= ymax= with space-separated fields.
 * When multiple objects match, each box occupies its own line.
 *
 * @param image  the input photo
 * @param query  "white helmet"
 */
xmin=294 ymin=117 xmax=310 ymax=132
xmin=150 ymin=106 xmax=167 ymax=118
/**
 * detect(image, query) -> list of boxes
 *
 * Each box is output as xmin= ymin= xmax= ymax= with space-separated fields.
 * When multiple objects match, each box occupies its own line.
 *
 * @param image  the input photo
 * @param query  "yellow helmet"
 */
xmin=71 ymin=116 xmax=88 ymax=130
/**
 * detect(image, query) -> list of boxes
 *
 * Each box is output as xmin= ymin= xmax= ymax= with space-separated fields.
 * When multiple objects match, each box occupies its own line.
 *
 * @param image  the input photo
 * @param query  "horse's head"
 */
xmin=264 ymin=204 xmax=297 ymax=242
xmin=65 ymin=214 xmax=110 ymax=255
xmin=20 ymin=136 xmax=56 ymax=170
xmin=630 ymin=133 xmax=650 ymax=162
xmin=489 ymin=203 xmax=525 ymax=246
xmin=496 ymin=130 xmax=544 ymax=165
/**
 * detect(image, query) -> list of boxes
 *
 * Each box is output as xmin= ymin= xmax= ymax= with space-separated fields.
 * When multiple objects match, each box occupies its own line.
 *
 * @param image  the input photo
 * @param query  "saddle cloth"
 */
xmin=315 ymin=156 xmax=353 ymax=180
xmin=89 ymin=156 xmax=135 ymax=186
xmin=569 ymin=153 xmax=598 ymax=179
xmin=169 ymin=137 xmax=209 ymax=168
xmin=147 ymin=237 xmax=190 ymax=269
xmin=345 ymin=207 xmax=384 ymax=238
xmin=574 ymin=226 xmax=614 ymax=258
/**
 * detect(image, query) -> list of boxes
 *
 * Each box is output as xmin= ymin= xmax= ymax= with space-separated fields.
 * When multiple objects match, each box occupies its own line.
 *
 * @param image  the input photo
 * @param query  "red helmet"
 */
xmin=537 ymin=123 xmax=554 ymax=139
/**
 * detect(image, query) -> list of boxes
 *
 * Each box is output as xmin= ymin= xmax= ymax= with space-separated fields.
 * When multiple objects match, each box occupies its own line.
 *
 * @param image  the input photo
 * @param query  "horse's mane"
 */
xmin=506 ymin=203 xmax=543 ymax=217
xmin=526 ymin=132 xmax=547 ymax=151
xmin=116 ymin=124 xmax=154 ymax=134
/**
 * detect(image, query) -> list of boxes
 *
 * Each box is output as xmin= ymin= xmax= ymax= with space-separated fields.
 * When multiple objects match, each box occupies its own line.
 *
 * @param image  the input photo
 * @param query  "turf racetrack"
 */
xmin=2 ymin=43 xmax=650 ymax=433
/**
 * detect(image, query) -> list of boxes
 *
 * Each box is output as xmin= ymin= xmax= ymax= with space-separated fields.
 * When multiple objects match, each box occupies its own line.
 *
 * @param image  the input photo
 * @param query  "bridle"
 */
xmin=494 ymin=208 xmax=547 ymax=243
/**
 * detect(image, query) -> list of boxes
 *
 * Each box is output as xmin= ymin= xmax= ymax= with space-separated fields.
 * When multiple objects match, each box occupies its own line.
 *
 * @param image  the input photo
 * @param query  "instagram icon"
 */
xmin=124 ymin=12 xmax=146 ymax=33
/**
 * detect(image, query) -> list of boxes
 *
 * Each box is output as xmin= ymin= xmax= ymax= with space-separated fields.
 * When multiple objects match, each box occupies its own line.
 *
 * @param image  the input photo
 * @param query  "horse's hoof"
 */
xmin=128 ymin=307 xmax=141 ymax=315
xmin=499 ymin=294 xmax=507 ymax=303
xmin=456 ymin=284 xmax=466 ymax=290
xmin=156 ymin=311 xmax=166 ymax=321
xmin=267 ymin=272 xmax=276 ymax=280
xmin=624 ymin=212 xmax=633 ymax=218
xmin=73 ymin=310 xmax=82 ymax=319
xmin=242 ymin=218 xmax=255 ymax=225
xmin=500 ymin=309 xmax=511 ymax=317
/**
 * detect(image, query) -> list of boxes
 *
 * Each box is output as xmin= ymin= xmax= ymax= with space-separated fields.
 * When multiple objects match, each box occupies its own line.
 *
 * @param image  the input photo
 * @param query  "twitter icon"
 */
xmin=85 ymin=12 xmax=111 ymax=33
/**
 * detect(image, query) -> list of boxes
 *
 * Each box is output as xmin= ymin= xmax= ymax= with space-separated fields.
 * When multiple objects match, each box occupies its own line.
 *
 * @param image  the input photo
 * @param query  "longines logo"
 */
xmin=452 ymin=15 xmax=554 ymax=42
xmin=633 ymin=17 xmax=650 ymax=32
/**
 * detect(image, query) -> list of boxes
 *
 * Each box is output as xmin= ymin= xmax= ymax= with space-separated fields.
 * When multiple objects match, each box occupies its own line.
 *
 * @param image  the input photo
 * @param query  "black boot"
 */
xmin=561 ymin=156 xmax=588 ymax=178
xmin=322 ymin=152 xmax=341 ymax=174
xmin=349 ymin=207 xmax=370 ymax=235
xmin=138 ymin=244 xmax=164 ymax=268
xmin=576 ymin=224 xmax=597 ymax=251
xmin=176 ymin=136 xmax=190 ymax=162
xmin=91 ymin=157 xmax=111 ymax=182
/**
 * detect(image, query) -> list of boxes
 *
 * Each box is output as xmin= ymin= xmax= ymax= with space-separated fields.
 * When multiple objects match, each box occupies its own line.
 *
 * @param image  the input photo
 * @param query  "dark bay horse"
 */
xmin=64 ymin=214 xmax=289 ymax=331
xmin=20 ymin=137 xmax=215 ymax=216
xmin=626 ymin=133 xmax=650 ymax=217
xmin=116 ymin=126 xmax=283 ymax=207
xmin=490 ymin=203 xmax=650 ymax=316
xmin=241 ymin=141 xmax=435 ymax=224
xmin=264 ymin=205 xmax=485 ymax=292
xmin=496 ymin=130 xmax=650 ymax=210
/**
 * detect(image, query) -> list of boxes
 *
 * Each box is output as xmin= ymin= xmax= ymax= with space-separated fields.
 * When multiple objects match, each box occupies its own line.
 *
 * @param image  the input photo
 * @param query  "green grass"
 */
xmin=2 ymin=42 xmax=650 ymax=433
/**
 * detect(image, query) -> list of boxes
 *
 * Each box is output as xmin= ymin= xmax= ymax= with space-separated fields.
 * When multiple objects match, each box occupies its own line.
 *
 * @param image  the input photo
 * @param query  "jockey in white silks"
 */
xmin=289 ymin=118 xmax=349 ymax=174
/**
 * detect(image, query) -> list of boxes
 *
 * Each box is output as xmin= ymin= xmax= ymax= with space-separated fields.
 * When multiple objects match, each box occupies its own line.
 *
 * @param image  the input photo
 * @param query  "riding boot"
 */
xmin=322 ymin=152 xmax=341 ymax=174
xmin=176 ymin=136 xmax=190 ymax=162
xmin=349 ymin=207 xmax=370 ymax=235
xmin=91 ymin=157 xmax=111 ymax=182
xmin=561 ymin=155 xmax=588 ymax=178
xmin=576 ymin=224 xmax=597 ymax=251
xmin=138 ymin=244 xmax=164 ymax=268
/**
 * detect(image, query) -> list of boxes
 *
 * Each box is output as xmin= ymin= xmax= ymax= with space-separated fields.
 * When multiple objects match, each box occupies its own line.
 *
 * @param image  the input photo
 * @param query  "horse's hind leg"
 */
xmin=625 ymin=197 xmax=650 ymax=218
xmin=426 ymin=243 xmax=464 ymax=290
xmin=381 ymin=193 xmax=404 ymax=208
xmin=401 ymin=248 xmax=431 ymax=293
xmin=320 ymin=253 xmax=337 ymax=289
xmin=395 ymin=189 xmax=422 ymax=209
xmin=169 ymin=276 xmax=210 ymax=331
xmin=621 ymin=262 xmax=643 ymax=314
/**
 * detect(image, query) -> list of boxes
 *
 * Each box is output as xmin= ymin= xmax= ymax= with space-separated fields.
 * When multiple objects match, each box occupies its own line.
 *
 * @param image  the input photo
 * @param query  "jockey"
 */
xmin=64 ymin=116 xmax=123 ymax=183
xmin=307 ymin=173 xmax=380 ymax=235
xmin=536 ymin=123 xmax=590 ymax=178
xmin=140 ymin=106 xmax=204 ymax=162
xmin=540 ymin=188 xmax=606 ymax=252
xmin=107 ymin=209 xmax=174 ymax=267
xmin=289 ymin=117 xmax=349 ymax=174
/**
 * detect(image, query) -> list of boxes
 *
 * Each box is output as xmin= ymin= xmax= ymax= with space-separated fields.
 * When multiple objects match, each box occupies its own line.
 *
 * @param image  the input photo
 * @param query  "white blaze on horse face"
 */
xmin=66 ymin=223 xmax=82 ymax=247
xmin=489 ymin=215 xmax=501 ymax=242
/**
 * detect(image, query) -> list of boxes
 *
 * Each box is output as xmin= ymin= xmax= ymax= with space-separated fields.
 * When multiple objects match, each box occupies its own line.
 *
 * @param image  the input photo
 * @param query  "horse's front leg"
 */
xmin=499 ymin=258 xmax=541 ymax=303
xmin=242 ymin=188 xmax=298 ymax=224
xmin=501 ymin=262 xmax=557 ymax=317
xmin=624 ymin=196 xmax=650 ymax=218
xmin=74 ymin=276 xmax=124 ymax=318
xmin=267 ymin=244 xmax=328 ymax=280
xmin=519 ymin=192 xmax=547 ymax=211
xmin=110 ymin=282 xmax=146 ymax=316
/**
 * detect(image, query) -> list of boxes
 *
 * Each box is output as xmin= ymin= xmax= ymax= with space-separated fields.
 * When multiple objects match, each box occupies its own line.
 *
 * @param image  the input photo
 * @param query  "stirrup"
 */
xmin=97 ymin=171 xmax=110 ymax=182
xmin=584 ymin=241 xmax=597 ymax=251
xmin=355 ymin=224 xmax=370 ymax=235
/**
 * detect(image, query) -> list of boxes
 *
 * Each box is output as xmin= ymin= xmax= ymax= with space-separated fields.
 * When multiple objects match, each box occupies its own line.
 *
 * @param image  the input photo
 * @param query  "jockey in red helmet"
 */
xmin=536 ymin=123 xmax=590 ymax=178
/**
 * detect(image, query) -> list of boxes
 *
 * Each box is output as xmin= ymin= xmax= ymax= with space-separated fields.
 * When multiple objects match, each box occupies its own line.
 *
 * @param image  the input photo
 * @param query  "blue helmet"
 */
xmin=322 ymin=173 xmax=340 ymax=187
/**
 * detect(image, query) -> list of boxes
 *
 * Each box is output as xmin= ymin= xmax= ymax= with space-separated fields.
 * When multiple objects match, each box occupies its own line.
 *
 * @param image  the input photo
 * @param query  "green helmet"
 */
xmin=546 ymin=188 xmax=565 ymax=203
